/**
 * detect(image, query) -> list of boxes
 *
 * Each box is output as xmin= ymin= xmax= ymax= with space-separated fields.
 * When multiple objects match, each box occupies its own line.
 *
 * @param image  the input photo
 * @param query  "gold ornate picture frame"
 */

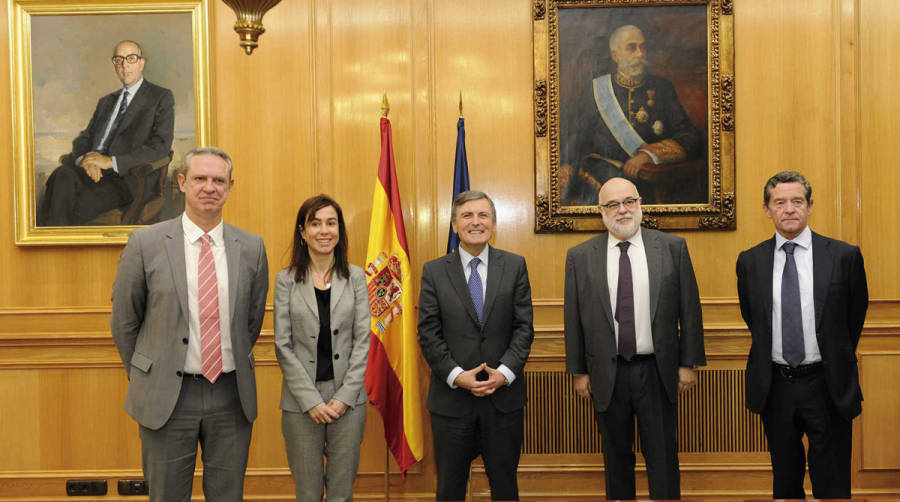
xmin=10 ymin=0 xmax=214 ymax=245
xmin=533 ymin=0 xmax=734 ymax=231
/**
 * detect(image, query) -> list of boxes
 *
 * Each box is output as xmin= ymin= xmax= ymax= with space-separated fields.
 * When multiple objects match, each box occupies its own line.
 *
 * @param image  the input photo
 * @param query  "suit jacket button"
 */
xmin=182 ymin=338 xmax=188 ymax=344
xmin=610 ymin=356 xmax=616 ymax=362
xmin=176 ymin=371 xmax=183 ymax=377
xmin=334 ymin=353 xmax=339 ymax=360
xmin=333 ymin=329 xmax=339 ymax=335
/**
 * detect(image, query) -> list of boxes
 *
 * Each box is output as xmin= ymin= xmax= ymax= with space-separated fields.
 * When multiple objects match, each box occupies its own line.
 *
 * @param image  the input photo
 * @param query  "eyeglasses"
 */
xmin=111 ymin=54 xmax=142 ymax=65
xmin=599 ymin=196 xmax=641 ymax=211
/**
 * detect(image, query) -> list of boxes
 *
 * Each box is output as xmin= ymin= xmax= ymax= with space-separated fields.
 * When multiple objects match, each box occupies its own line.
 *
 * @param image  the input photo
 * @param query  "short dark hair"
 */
xmin=183 ymin=147 xmax=233 ymax=179
xmin=451 ymin=190 xmax=496 ymax=222
xmin=763 ymin=171 xmax=812 ymax=205
xmin=113 ymin=40 xmax=143 ymax=57
xmin=289 ymin=194 xmax=350 ymax=283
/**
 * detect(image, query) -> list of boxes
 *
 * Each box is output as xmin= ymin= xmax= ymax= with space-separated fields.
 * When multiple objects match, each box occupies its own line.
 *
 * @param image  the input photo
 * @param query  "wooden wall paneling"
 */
xmin=858 ymin=0 xmax=900 ymax=298
xmin=733 ymin=0 xmax=839 ymax=251
xmin=213 ymin=0 xmax=317 ymax=274
xmin=859 ymin=352 xmax=900 ymax=470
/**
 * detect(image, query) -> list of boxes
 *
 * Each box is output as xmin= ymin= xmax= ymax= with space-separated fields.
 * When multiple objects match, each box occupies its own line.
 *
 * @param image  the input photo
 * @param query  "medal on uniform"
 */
xmin=647 ymin=89 xmax=656 ymax=107
xmin=636 ymin=106 xmax=649 ymax=124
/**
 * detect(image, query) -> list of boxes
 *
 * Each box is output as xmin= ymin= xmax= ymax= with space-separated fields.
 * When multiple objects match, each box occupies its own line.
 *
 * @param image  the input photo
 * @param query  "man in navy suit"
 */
xmin=418 ymin=190 xmax=535 ymax=500
xmin=38 ymin=40 xmax=174 ymax=226
xmin=737 ymin=171 xmax=868 ymax=499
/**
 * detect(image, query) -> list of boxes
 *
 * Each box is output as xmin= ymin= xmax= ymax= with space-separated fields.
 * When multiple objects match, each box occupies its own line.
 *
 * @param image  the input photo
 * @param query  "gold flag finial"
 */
xmin=381 ymin=93 xmax=390 ymax=117
xmin=458 ymin=91 xmax=463 ymax=118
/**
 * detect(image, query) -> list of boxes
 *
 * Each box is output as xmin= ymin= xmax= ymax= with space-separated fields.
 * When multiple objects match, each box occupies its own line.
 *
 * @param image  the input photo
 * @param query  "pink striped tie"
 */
xmin=199 ymin=234 xmax=223 ymax=383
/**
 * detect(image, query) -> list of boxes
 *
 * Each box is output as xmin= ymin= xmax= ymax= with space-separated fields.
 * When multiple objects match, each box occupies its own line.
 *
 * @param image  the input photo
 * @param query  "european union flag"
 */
xmin=447 ymin=117 xmax=470 ymax=254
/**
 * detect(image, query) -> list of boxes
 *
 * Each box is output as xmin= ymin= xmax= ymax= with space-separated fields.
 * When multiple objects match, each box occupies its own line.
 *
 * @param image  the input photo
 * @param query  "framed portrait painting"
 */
xmin=533 ymin=0 xmax=735 ymax=231
xmin=10 ymin=0 xmax=214 ymax=245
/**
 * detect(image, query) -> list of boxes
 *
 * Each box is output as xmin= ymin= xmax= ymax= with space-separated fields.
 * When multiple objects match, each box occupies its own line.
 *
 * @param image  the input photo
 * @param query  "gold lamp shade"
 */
xmin=221 ymin=0 xmax=282 ymax=55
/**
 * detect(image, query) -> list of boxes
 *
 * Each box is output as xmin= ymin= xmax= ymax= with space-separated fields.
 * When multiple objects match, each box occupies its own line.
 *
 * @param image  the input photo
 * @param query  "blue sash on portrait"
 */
xmin=592 ymin=74 xmax=646 ymax=158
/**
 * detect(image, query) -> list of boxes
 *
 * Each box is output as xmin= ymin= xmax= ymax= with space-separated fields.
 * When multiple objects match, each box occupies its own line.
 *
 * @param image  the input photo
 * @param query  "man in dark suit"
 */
xmin=564 ymin=177 xmax=705 ymax=499
xmin=418 ymin=190 xmax=535 ymax=501
xmin=111 ymin=147 xmax=268 ymax=502
xmin=736 ymin=171 xmax=868 ymax=499
xmin=38 ymin=40 xmax=174 ymax=226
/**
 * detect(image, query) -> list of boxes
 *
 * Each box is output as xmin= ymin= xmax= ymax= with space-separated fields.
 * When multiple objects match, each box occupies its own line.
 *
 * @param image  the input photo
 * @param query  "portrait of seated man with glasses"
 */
xmin=38 ymin=39 xmax=174 ymax=226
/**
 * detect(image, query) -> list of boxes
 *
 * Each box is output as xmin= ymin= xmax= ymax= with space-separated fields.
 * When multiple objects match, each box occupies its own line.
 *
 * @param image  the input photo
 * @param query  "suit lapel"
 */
xmin=445 ymin=253 xmax=481 ymax=326
xmin=298 ymin=276 xmax=319 ymax=322
xmin=592 ymin=235 xmax=615 ymax=332
xmin=330 ymin=272 xmax=347 ymax=315
xmin=642 ymin=229 xmax=663 ymax=320
xmin=115 ymin=81 xmax=149 ymax=135
xmin=481 ymin=247 xmax=505 ymax=327
xmin=760 ymin=237 xmax=776 ymax=335
xmin=223 ymin=224 xmax=242 ymax=323
xmin=811 ymin=232 xmax=832 ymax=332
xmin=164 ymin=218 xmax=190 ymax=323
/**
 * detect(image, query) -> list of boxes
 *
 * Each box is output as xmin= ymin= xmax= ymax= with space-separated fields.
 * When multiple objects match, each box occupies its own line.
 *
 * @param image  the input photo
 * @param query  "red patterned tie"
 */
xmin=199 ymin=234 xmax=223 ymax=383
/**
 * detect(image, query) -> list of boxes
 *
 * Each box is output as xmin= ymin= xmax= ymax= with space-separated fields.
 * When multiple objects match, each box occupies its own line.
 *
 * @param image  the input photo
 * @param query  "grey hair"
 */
xmin=609 ymin=24 xmax=642 ymax=52
xmin=183 ymin=146 xmax=234 ymax=178
xmin=763 ymin=171 xmax=812 ymax=205
xmin=451 ymin=190 xmax=496 ymax=222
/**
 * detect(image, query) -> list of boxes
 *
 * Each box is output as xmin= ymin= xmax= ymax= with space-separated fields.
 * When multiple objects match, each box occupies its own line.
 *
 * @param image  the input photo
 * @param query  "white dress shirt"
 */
xmin=771 ymin=226 xmax=820 ymax=365
xmin=606 ymin=228 xmax=654 ymax=355
xmin=182 ymin=213 xmax=234 ymax=373
xmin=446 ymin=245 xmax=516 ymax=388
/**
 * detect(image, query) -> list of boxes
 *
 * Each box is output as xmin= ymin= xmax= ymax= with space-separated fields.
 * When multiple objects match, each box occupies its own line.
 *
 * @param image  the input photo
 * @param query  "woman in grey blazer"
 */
xmin=274 ymin=195 xmax=370 ymax=502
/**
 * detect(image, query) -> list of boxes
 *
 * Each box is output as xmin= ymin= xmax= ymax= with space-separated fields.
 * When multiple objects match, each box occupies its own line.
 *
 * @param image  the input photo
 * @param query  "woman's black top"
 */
xmin=314 ymin=286 xmax=335 ymax=382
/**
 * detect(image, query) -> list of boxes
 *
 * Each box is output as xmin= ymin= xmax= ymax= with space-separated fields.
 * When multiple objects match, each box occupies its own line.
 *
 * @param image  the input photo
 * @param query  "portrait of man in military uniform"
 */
xmin=558 ymin=6 xmax=708 ymax=206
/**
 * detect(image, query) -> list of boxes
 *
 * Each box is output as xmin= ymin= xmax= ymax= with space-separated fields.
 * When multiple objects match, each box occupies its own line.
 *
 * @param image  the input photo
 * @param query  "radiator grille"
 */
xmin=522 ymin=369 xmax=767 ymax=454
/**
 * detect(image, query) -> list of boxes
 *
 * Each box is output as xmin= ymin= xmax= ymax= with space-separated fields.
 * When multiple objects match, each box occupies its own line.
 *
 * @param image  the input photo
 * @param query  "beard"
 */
xmin=602 ymin=206 xmax=642 ymax=240
xmin=619 ymin=57 xmax=647 ymax=79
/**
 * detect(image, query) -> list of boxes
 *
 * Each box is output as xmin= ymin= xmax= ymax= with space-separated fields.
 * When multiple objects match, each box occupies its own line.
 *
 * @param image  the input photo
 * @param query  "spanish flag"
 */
xmin=364 ymin=114 xmax=424 ymax=474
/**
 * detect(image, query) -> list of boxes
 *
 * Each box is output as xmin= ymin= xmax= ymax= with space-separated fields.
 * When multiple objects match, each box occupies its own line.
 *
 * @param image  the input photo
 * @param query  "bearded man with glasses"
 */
xmin=564 ymin=177 xmax=706 ymax=499
xmin=38 ymin=39 xmax=174 ymax=226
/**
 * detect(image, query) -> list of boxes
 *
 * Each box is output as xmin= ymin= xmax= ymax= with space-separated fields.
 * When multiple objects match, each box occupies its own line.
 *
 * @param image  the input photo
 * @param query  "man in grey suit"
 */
xmin=564 ymin=177 xmax=705 ymax=499
xmin=111 ymin=146 xmax=268 ymax=502
xmin=418 ymin=190 xmax=535 ymax=500
xmin=39 ymin=40 xmax=174 ymax=226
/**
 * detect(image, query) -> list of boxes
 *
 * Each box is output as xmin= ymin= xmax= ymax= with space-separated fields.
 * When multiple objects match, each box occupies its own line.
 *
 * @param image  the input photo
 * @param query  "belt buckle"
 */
xmin=778 ymin=365 xmax=793 ymax=379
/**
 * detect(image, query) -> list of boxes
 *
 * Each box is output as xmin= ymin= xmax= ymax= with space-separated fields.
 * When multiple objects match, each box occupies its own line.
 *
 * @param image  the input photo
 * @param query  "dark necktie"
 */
xmin=100 ymin=90 xmax=129 ymax=154
xmin=615 ymin=241 xmax=636 ymax=360
xmin=781 ymin=242 xmax=805 ymax=367
xmin=468 ymin=257 xmax=484 ymax=324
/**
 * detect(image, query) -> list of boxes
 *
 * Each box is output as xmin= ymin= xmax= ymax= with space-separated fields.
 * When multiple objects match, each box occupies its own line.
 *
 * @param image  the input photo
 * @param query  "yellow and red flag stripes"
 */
xmin=364 ymin=116 xmax=424 ymax=474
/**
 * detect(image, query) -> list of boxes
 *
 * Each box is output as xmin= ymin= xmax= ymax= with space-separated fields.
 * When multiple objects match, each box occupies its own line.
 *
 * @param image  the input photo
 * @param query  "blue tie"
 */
xmin=781 ymin=242 xmax=805 ymax=367
xmin=468 ymin=257 xmax=484 ymax=324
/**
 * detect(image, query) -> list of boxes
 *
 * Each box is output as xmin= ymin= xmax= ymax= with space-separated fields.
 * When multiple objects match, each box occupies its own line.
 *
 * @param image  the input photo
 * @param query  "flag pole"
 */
xmin=458 ymin=91 xmax=463 ymax=118
xmin=380 ymin=92 xmax=391 ymax=502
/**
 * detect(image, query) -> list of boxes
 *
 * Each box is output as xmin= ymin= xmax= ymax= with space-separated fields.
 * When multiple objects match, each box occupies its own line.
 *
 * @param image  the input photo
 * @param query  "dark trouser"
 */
xmin=37 ymin=162 xmax=132 ymax=226
xmin=431 ymin=400 xmax=523 ymax=501
xmin=138 ymin=372 xmax=252 ymax=502
xmin=762 ymin=363 xmax=852 ymax=499
xmin=595 ymin=355 xmax=680 ymax=500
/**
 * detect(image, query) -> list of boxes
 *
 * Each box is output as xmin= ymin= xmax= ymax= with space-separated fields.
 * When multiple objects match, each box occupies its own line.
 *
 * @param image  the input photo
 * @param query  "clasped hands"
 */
xmin=307 ymin=398 xmax=349 ymax=425
xmin=79 ymin=152 xmax=114 ymax=183
xmin=454 ymin=362 xmax=507 ymax=397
